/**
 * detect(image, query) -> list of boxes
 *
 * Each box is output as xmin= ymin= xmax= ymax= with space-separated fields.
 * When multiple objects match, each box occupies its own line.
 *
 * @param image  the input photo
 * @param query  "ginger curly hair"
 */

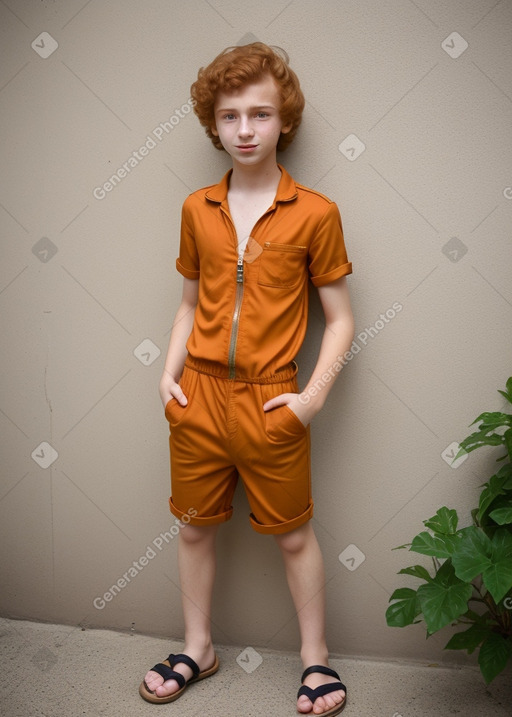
xmin=190 ymin=42 xmax=305 ymax=152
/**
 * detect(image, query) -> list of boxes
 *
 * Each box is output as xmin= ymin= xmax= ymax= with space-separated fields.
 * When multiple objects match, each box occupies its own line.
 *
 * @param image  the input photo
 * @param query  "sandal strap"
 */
xmin=149 ymin=662 xmax=186 ymax=689
xmin=297 ymin=681 xmax=347 ymax=702
xmin=168 ymin=653 xmax=201 ymax=679
xmin=301 ymin=664 xmax=341 ymax=683
xmin=148 ymin=652 xmax=201 ymax=688
xmin=298 ymin=665 xmax=347 ymax=702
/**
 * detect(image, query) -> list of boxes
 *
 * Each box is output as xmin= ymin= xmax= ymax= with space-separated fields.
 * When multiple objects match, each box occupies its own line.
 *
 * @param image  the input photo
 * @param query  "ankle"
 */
xmin=183 ymin=636 xmax=214 ymax=653
xmin=300 ymin=645 xmax=329 ymax=668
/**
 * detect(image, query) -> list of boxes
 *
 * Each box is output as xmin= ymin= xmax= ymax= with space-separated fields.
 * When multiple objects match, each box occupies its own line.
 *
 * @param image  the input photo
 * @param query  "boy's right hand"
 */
xmin=159 ymin=373 xmax=188 ymax=409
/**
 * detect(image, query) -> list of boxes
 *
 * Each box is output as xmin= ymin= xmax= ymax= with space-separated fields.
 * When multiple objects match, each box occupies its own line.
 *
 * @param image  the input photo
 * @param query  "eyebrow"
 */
xmin=215 ymin=105 xmax=277 ymax=113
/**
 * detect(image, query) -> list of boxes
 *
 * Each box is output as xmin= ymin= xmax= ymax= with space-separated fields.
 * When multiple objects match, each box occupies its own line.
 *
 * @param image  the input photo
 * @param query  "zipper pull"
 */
xmin=236 ymin=256 xmax=244 ymax=283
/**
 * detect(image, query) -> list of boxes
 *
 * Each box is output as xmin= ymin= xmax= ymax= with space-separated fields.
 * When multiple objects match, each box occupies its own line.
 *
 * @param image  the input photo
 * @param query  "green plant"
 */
xmin=386 ymin=377 xmax=512 ymax=683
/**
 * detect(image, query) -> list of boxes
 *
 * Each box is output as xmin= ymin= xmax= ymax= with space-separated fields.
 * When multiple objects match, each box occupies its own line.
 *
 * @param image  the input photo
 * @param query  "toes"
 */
xmin=333 ymin=689 xmax=346 ymax=705
xmin=144 ymin=670 xmax=163 ymax=691
xmin=312 ymin=695 xmax=335 ymax=714
xmin=143 ymin=670 xmax=182 ymax=698
xmin=310 ymin=690 xmax=346 ymax=714
xmin=155 ymin=678 xmax=181 ymax=697
xmin=297 ymin=672 xmax=347 ymax=715
xmin=313 ymin=695 xmax=327 ymax=714
xmin=322 ymin=694 xmax=336 ymax=710
xmin=297 ymin=694 xmax=313 ymax=713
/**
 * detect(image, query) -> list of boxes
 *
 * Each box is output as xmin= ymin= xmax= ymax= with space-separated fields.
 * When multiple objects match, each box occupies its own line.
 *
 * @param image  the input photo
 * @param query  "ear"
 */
xmin=280 ymin=122 xmax=292 ymax=135
xmin=211 ymin=124 xmax=219 ymax=137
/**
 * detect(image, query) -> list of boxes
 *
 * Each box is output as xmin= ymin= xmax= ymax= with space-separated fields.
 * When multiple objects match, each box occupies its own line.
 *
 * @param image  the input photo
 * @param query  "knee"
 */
xmin=275 ymin=523 xmax=312 ymax=555
xmin=179 ymin=523 xmax=218 ymax=546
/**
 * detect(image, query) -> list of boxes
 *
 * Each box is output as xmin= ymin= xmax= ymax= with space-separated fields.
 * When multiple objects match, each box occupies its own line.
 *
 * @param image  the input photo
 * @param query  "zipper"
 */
xmin=225 ymin=203 xmax=276 ymax=379
xmin=227 ymin=255 xmax=244 ymax=379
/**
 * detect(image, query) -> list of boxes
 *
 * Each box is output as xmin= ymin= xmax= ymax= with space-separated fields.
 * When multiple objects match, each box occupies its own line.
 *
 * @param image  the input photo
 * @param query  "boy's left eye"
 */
xmin=256 ymin=112 xmax=268 ymax=118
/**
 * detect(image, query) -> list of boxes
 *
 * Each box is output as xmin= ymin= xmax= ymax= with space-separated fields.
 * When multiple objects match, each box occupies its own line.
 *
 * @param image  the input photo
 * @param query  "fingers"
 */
xmin=262 ymin=392 xmax=292 ymax=412
xmin=173 ymin=387 xmax=188 ymax=407
xmin=161 ymin=383 xmax=188 ymax=408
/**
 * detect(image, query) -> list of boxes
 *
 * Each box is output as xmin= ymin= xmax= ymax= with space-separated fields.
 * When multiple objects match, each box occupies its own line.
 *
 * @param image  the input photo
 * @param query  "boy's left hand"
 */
xmin=262 ymin=392 xmax=321 ymax=428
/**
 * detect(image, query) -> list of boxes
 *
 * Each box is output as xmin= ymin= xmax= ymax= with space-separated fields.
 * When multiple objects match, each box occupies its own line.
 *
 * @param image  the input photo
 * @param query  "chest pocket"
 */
xmin=257 ymin=242 xmax=307 ymax=289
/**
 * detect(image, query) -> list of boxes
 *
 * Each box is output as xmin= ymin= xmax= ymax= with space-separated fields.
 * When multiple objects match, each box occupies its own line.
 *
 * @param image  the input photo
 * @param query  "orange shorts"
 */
xmin=166 ymin=356 xmax=313 ymax=535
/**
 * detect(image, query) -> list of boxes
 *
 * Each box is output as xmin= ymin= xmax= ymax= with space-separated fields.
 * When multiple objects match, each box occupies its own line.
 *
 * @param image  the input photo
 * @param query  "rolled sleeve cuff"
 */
xmin=176 ymin=258 xmax=200 ymax=280
xmin=311 ymin=261 xmax=352 ymax=288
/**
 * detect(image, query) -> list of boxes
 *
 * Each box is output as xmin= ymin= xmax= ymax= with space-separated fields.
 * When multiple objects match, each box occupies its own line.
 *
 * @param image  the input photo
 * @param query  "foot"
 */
xmin=297 ymin=667 xmax=346 ymax=715
xmin=143 ymin=644 xmax=216 ymax=699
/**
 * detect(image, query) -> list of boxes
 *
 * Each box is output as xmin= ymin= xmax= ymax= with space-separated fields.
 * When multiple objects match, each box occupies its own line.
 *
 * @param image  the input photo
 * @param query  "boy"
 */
xmin=140 ymin=43 xmax=354 ymax=716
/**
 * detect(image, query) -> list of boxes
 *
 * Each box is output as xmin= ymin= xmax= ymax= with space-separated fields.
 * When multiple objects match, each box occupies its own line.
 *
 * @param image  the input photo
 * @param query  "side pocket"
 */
xmin=261 ymin=381 xmax=307 ymax=442
xmin=164 ymin=367 xmax=197 ymax=426
xmin=265 ymin=404 xmax=307 ymax=442
xmin=282 ymin=404 xmax=307 ymax=431
xmin=164 ymin=397 xmax=181 ymax=424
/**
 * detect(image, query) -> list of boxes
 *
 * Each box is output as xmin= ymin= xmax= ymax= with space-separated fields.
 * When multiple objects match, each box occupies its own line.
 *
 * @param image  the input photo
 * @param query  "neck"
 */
xmin=228 ymin=156 xmax=281 ymax=193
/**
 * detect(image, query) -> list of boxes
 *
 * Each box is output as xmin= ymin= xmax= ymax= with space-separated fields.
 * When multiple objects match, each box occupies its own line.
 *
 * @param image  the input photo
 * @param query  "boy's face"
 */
xmin=212 ymin=74 xmax=291 ymax=166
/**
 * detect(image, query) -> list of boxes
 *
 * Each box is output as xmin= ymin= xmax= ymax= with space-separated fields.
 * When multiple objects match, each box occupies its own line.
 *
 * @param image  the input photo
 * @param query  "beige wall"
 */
xmin=1 ymin=0 xmax=511 ymax=667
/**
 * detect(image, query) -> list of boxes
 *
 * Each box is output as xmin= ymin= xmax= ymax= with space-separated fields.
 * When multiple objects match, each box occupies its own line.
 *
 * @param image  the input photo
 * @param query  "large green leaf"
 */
xmin=497 ymin=377 xmax=512 ymax=405
xmin=410 ymin=531 xmax=460 ymax=559
xmin=444 ymin=624 xmax=489 ymax=654
xmin=489 ymin=506 xmax=512 ymax=526
xmin=453 ymin=527 xmax=512 ymax=603
xmin=470 ymin=411 xmax=512 ymax=430
xmin=398 ymin=565 xmax=433 ymax=582
xmin=416 ymin=561 xmax=472 ymax=634
xmin=459 ymin=412 xmax=511 ymax=454
xmin=478 ymin=632 xmax=512 ymax=684
xmin=423 ymin=507 xmax=458 ymax=535
xmin=386 ymin=588 xmax=421 ymax=627
xmin=505 ymin=429 xmax=512 ymax=461
xmin=503 ymin=463 xmax=512 ymax=490
xmin=478 ymin=467 xmax=512 ymax=522
xmin=452 ymin=526 xmax=492 ymax=583
xmin=483 ymin=529 xmax=512 ymax=603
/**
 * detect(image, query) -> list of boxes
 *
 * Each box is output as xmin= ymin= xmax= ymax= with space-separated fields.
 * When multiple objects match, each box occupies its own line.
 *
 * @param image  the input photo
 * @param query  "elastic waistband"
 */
xmin=184 ymin=355 xmax=298 ymax=384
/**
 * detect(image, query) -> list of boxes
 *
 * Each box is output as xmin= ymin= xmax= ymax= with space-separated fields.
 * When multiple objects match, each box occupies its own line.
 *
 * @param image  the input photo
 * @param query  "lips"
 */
xmin=236 ymin=144 xmax=257 ymax=148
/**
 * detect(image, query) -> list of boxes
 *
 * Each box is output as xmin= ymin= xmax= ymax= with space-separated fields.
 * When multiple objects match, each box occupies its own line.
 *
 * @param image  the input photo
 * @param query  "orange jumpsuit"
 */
xmin=167 ymin=164 xmax=352 ymax=534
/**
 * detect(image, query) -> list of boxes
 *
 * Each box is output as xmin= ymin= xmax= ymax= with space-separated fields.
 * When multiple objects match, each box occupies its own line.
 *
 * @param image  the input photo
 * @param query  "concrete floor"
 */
xmin=1 ymin=617 xmax=511 ymax=717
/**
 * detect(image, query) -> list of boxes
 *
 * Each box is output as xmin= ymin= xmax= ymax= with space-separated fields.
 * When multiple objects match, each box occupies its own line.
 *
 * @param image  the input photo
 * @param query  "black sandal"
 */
xmin=139 ymin=652 xmax=219 ymax=704
xmin=297 ymin=665 xmax=347 ymax=716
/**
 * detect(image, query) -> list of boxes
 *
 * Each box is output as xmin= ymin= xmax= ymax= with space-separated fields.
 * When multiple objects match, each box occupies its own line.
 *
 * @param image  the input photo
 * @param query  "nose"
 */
xmin=238 ymin=115 xmax=254 ymax=139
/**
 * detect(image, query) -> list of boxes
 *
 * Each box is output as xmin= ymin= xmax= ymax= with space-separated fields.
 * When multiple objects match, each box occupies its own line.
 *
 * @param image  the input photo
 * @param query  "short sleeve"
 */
xmin=308 ymin=202 xmax=352 ymax=287
xmin=175 ymin=198 xmax=200 ymax=280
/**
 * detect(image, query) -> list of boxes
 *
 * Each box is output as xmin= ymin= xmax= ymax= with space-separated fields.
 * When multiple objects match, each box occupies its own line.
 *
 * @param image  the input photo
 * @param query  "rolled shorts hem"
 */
xmin=249 ymin=501 xmax=314 ymax=535
xmin=169 ymin=497 xmax=233 ymax=526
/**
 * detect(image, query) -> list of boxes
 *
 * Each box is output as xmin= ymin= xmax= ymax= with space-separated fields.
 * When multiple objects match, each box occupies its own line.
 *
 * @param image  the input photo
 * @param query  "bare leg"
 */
xmin=143 ymin=524 xmax=218 ymax=698
xmin=274 ymin=522 xmax=345 ymax=715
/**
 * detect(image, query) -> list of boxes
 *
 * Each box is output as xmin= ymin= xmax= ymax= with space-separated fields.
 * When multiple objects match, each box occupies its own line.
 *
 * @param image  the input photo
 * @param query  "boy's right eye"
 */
xmin=223 ymin=113 xmax=236 ymax=120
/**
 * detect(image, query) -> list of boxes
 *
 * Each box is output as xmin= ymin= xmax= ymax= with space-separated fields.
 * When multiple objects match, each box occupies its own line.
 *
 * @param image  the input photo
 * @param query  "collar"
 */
xmin=204 ymin=163 xmax=298 ymax=204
